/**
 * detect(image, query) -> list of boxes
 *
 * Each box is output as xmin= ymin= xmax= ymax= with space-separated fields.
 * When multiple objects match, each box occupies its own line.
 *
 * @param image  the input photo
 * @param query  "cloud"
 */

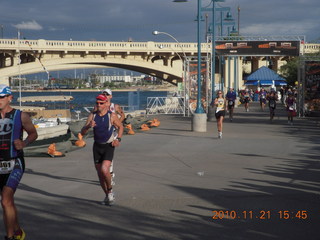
xmin=13 ymin=20 xmax=43 ymax=30
xmin=48 ymin=26 xmax=65 ymax=32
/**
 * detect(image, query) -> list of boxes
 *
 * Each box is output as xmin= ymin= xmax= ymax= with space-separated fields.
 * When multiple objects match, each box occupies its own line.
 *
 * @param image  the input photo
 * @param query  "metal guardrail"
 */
xmin=146 ymin=97 xmax=185 ymax=115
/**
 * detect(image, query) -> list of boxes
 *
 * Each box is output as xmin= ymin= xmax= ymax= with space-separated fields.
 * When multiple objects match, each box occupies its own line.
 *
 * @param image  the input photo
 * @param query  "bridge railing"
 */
xmin=0 ymin=38 xmax=208 ymax=54
xmin=1 ymin=38 xmax=319 ymax=55
xmin=146 ymin=97 xmax=185 ymax=115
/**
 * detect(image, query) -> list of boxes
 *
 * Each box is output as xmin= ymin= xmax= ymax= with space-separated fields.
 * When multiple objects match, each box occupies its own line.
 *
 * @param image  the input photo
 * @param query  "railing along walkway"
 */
xmin=146 ymin=97 xmax=185 ymax=115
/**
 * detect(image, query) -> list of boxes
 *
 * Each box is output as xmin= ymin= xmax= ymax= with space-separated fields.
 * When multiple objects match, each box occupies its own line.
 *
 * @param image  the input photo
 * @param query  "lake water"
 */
xmin=12 ymin=90 xmax=169 ymax=113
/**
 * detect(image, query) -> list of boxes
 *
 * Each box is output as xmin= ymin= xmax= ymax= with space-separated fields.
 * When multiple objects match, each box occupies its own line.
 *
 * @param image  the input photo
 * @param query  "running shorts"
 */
xmin=0 ymin=157 xmax=25 ymax=192
xmin=93 ymin=142 xmax=115 ymax=164
xmin=228 ymin=100 xmax=235 ymax=110
xmin=260 ymin=99 xmax=266 ymax=104
xmin=215 ymin=110 xmax=226 ymax=119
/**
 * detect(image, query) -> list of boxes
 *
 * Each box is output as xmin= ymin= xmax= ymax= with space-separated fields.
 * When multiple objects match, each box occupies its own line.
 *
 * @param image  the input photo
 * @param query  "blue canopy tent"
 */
xmin=244 ymin=80 xmax=259 ymax=86
xmin=275 ymin=80 xmax=288 ymax=86
xmin=260 ymin=80 xmax=274 ymax=86
xmin=244 ymin=66 xmax=286 ymax=87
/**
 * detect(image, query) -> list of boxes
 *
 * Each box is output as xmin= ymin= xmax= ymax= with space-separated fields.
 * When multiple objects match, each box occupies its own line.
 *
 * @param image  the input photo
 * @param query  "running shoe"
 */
xmin=218 ymin=132 xmax=222 ymax=139
xmin=101 ymin=191 xmax=115 ymax=205
xmin=108 ymin=191 xmax=115 ymax=206
xmin=101 ymin=196 xmax=109 ymax=205
xmin=14 ymin=228 xmax=25 ymax=240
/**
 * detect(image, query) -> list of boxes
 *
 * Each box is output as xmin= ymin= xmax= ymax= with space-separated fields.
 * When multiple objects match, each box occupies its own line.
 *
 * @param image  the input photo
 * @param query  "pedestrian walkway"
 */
xmin=4 ymin=102 xmax=319 ymax=240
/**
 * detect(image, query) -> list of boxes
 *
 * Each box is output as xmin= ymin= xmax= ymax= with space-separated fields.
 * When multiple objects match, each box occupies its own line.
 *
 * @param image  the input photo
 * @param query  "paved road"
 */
xmin=3 ymin=102 xmax=319 ymax=240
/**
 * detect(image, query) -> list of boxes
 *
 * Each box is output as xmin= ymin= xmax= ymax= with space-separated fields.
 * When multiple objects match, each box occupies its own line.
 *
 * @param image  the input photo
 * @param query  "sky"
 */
xmin=1 ymin=0 xmax=319 ymax=43
xmin=1 ymin=0 xmax=319 ymax=80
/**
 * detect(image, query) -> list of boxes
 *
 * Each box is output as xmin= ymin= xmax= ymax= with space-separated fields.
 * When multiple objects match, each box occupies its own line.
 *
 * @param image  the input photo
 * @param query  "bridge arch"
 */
xmin=0 ymin=39 xmax=198 ymax=85
xmin=0 ymin=38 xmax=318 ymax=88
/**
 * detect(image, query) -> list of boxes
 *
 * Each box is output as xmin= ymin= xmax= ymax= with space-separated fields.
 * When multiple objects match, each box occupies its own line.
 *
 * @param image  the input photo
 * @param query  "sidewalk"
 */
xmin=4 ymin=102 xmax=320 ymax=240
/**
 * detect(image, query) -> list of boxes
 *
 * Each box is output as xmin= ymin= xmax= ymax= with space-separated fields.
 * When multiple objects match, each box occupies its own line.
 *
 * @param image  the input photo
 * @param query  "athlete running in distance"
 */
xmin=0 ymin=85 xmax=38 ymax=240
xmin=286 ymin=92 xmax=296 ymax=125
xmin=259 ymin=88 xmax=267 ymax=111
xmin=267 ymin=89 xmax=278 ymax=122
xmin=243 ymin=89 xmax=251 ymax=112
xmin=214 ymin=90 xmax=226 ymax=139
xmin=226 ymin=88 xmax=236 ymax=122
xmin=101 ymin=89 xmax=125 ymax=185
xmin=81 ymin=94 xmax=123 ymax=205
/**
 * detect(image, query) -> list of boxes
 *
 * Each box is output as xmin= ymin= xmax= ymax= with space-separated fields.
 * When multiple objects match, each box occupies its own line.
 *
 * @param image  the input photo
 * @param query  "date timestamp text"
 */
xmin=212 ymin=210 xmax=308 ymax=220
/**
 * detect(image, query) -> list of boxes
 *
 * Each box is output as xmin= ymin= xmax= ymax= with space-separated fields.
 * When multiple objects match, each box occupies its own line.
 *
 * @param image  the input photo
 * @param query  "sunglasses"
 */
xmin=218 ymin=92 xmax=222 ymax=94
xmin=103 ymin=92 xmax=111 ymax=96
xmin=0 ymin=95 xmax=8 ymax=99
xmin=96 ymin=102 xmax=106 ymax=105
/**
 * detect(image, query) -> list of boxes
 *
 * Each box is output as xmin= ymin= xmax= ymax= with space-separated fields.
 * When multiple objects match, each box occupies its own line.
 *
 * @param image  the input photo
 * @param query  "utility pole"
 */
xmin=0 ymin=25 xmax=3 ymax=38
xmin=238 ymin=6 xmax=240 ymax=36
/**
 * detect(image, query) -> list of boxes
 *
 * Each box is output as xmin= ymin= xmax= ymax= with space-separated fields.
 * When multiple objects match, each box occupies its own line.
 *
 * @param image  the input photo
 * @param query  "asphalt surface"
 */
xmin=3 ymin=102 xmax=320 ymax=240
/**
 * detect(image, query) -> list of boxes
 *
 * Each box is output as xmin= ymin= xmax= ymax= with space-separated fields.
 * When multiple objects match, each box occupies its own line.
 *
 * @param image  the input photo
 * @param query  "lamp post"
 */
xmin=203 ymin=1 xmax=225 ymax=101
xmin=200 ymin=0 xmax=225 ymax=122
xmin=237 ymin=5 xmax=240 ymax=36
xmin=152 ymin=31 xmax=187 ymax=60
xmin=152 ymin=30 xmax=188 ymax=116
xmin=0 ymin=25 xmax=3 ymax=39
xmin=173 ymin=0 xmax=207 ymax=131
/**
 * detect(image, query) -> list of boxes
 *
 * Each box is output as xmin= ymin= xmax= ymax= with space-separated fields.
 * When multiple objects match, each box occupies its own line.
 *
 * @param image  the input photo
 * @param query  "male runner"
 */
xmin=81 ymin=94 xmax=123 ymax=205
xmin=0 ymin=84 xmax=38 ymax=240
xmin=102 ymin=89 xmax=125 ymax=185
xmin=226 ymin=88 xmax=236 ymax=121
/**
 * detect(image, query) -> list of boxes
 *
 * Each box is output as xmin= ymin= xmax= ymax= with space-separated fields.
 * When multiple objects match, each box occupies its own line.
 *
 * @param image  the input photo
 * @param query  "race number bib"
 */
xmin=0 ymin=160 xmax=15 ymax=174
xmin=289 ymin=106 xmax=294 ymax=111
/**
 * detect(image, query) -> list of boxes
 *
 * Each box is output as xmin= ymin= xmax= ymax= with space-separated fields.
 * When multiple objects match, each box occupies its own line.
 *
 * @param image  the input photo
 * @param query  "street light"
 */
xmin=224 ymin=12 xmax=235 ymax=36
xmin=0 ymin=25 xmax=3 ymax=39
xmin=152 ymin=30 xmax=188 ymax=116
xmin=200 ymin=0 xmax=225 ymax=122
xmin=152 ymin=31 xmax=187 ymax=60
xmin=217 ymin=10 xmax=235 ymax=36
xmin=230 ymin=25 xmax=238 ymax=35
xmin=173 ymin=0 xmax=207 ymax=132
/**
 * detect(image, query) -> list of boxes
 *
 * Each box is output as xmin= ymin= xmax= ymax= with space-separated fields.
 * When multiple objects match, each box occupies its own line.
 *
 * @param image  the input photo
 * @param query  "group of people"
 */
xmin=0 ymin=82 xmax=300 ymax=239
xmin=258 ymin=88 xmax=297 ymax=124
xmin=258 ymin=88 xmax=279 ymax=121
xmin=212 ymin=87 xmax=297 ymax=138
xmin=0 ymin=84 xmax=124 ymax=240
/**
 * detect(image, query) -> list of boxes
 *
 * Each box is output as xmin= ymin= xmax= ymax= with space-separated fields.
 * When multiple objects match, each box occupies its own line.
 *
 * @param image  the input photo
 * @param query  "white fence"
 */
xmin=146 ymin=97 xmax=186 ymax=115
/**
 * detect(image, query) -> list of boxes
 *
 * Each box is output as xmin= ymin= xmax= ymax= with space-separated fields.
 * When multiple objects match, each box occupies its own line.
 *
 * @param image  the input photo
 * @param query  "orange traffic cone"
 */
xmin=140 ymin=123 xmax=150 ymax=131
xmin=75 ymin=133 xmax=86 ymax=147
xmin=125 ymin=124 xmax=135 ymax=135
xmin=149 ymin=118 xmax=160 ymax=127
xmin=47 ymin=143 xmax=63 ymax=157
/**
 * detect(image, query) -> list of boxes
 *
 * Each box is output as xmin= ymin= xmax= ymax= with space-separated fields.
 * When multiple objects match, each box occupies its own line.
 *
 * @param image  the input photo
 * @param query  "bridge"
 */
xmin=0 ymin=37 xmax=319 ymax=88
xmin=0 ymin=39 xmax=206 ymax=86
